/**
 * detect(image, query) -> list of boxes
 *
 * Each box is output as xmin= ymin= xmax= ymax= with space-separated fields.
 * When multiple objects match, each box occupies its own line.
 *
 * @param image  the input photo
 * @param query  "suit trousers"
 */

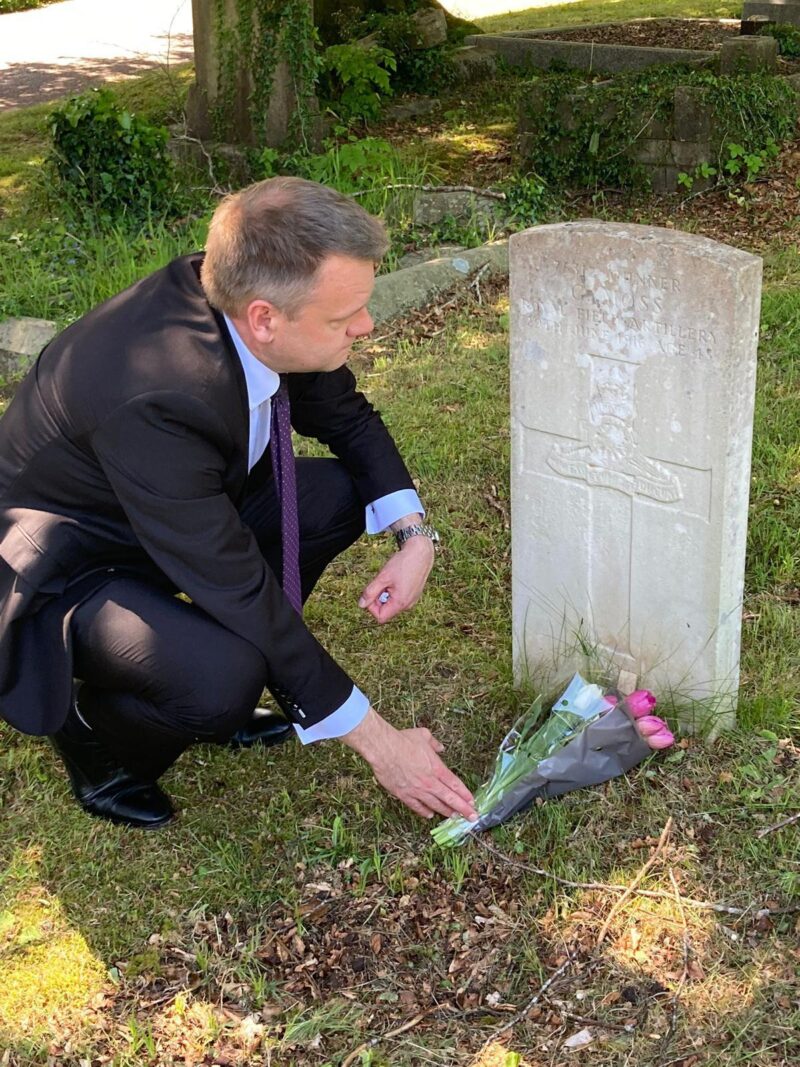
xmin=68 ymin=458 xmax=365 ymax=780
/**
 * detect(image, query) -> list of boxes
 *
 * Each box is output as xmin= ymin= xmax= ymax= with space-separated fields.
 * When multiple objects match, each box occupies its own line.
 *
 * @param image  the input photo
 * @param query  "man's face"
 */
xmin=262 ymin=254 xmax=376 ymax=374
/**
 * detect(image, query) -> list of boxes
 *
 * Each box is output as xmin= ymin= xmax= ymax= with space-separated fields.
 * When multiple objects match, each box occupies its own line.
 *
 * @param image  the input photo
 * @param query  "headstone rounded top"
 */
xmin=509 ymin=220 xmax=761 ymax=271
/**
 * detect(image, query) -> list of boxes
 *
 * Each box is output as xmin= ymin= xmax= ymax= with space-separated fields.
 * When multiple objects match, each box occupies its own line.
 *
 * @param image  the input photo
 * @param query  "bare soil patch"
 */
xmin=534 ymin=18 xmax=741 ymax=51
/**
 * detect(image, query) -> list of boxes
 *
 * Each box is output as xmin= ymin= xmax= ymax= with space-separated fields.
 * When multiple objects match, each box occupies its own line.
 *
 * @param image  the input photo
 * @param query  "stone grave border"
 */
xmin=465 ymin=24 xmax=717 ymax=75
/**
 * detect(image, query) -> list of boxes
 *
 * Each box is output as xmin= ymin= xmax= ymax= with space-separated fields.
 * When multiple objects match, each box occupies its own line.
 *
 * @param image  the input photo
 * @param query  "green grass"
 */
xmin=477 ymin=0 xmax=741 ymax=34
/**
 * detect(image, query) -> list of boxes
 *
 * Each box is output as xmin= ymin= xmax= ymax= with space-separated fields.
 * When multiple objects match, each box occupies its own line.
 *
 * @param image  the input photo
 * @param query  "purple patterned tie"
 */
xmin=270 ymin=376 xmax=303 ymax=614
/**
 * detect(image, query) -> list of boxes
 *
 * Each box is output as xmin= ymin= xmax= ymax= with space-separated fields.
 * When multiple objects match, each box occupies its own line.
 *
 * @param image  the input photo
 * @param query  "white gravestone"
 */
xmin=510 ymin=221 xmax=762 ymax=729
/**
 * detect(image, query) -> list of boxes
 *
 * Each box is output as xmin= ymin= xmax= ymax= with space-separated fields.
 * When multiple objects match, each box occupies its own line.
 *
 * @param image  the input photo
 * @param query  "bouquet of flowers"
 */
xmin=432 ymin=673 xmax=675 ymax=847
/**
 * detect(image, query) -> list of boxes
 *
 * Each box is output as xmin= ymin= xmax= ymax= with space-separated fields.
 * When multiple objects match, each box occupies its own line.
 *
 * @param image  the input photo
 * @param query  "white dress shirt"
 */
xmin=224 ymin=316 xmax=424 ymax=743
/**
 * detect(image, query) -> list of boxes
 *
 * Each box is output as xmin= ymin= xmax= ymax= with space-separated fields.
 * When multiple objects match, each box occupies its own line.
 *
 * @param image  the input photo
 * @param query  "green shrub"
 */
xmin=364 ymin=11 xmax=458 ymax=94
xmin=320 ymin=43 xmax=396 ymax=122
xmin=47 ymin=88 xmax=175 ymax=225
xmin=760 ymin=23 xmax=800 ymax=58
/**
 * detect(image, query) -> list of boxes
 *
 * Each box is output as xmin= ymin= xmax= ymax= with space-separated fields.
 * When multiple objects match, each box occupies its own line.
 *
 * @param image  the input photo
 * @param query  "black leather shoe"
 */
xmin=51 ymin=706 xmax=174 ymax=829
xmin=227 ymin=709 xmax=293 ymax=749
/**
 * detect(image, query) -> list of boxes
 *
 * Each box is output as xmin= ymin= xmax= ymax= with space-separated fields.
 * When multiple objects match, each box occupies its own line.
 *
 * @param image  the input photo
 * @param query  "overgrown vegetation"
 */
xmin=319 ymin=43 xmax=397 ymax=123
xmin=520 ymin=66 xmax=798 ymax=194
xmin=760 ymin=21 xmax=800 ymax=59
xmin=212 ymin=0 xmax=319 ymax=146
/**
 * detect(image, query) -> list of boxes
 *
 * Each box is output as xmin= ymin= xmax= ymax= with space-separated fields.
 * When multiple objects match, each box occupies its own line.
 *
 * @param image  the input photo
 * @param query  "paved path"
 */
xmin=0 ymin=0 xmax=193 ymax=111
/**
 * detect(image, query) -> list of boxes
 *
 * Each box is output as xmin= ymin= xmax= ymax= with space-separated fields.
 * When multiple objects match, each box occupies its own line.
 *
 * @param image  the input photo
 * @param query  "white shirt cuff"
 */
xmin=292 ymin=685 xmax=370 ymax=745
xmin=365 ymin=489 xmax=425 ymax=535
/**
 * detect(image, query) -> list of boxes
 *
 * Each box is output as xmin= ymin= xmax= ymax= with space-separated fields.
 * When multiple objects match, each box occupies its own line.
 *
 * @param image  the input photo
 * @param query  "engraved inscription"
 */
xmin=546 ymin=355 xmax=683 ymax=502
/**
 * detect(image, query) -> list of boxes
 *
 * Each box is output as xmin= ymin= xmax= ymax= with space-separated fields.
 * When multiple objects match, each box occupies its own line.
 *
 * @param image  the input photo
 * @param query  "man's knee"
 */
xmin=176 ymin=640 xmax=266 ymax=740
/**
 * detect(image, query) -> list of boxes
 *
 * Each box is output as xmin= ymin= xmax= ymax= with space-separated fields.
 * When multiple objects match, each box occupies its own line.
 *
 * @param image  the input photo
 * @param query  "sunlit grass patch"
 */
xmin=477 ymin=0 xmax=741 ymax=34
xmin=0 ymin=887 xmax=106 ymax=1046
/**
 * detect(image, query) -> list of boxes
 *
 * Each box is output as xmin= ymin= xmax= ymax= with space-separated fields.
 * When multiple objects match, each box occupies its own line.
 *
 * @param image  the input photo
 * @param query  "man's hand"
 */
xmin=358 ymin=534 xmax=434 ymax=623
xmin=341 ymin=707 xmax=478 ymax=821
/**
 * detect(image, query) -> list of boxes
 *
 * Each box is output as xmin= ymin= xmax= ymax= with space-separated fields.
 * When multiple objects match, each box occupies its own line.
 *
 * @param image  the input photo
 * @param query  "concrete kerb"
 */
xmin=368 ymin=240 xmax=509 ymax=327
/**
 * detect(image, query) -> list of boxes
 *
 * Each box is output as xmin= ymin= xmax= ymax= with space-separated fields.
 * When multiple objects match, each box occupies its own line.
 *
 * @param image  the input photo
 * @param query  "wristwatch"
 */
xmin=394 ymin=523 xmax=441 ymax=549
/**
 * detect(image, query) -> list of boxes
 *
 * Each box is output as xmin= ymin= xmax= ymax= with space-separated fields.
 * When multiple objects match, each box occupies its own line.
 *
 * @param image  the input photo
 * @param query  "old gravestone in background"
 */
xmin=510 ymin=222 xmax=762 ymax=730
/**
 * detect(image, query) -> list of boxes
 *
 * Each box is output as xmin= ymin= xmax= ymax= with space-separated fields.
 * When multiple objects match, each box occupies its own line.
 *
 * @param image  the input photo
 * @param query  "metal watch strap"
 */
xmin=394 ymin=523 xmax=440 ymax=549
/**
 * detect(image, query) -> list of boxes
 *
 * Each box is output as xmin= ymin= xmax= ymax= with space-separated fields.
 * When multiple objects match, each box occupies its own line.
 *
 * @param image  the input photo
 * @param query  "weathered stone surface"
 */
xmin=509 ymin=222 xmax=762 ymax=730
xmin=673 ymin=86 xmax=712 ymax=142
xmin=397 ymin=244 xmax=466 ymax=269
xmin=451 ymin=45 xmax=497 ymax=81
xmin=465 ymin=34 xmax=714 ymax=74
xmin=0 ymin=317 xmax=56 ymax=377
xmin=646 ymin=164 xmax=682 ymax=194
xmin=742 ymin=0 xmax=800 ymax=26
xmin=369 ymin=241 xmax=508 ymax=325
xmin=636 ymin=139 xmax=672 ymax=166
xmin=412 ymin=7 xmax=447 ymax=49
xmin=384 ymin=98 xmax=440 ymax=121
xmin=719 ymin=35 xmax=778 ymax=74
xmin=412 ymin=190 xmax=506 ymax=230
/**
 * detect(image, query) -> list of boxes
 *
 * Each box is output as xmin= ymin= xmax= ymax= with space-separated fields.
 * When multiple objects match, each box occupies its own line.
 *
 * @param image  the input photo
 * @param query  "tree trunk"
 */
xmin=188 ymin=0 xmax=319 ymax=148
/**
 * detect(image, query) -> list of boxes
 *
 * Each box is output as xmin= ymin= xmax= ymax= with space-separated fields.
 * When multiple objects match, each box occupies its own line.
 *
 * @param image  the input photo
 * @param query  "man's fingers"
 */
xmin=358 ymin=583 xmax=379 ymax=609
xmin=402 ymin=796 xmax=435 ymax=819
xmin=424 ymin=783 xmax=477 ymax=821
xmin=438 ymin=768 xmax=475 ymax=808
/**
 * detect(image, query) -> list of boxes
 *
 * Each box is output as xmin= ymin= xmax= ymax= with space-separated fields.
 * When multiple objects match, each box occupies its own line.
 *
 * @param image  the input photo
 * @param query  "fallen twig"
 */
xmin=658 ymin=867 xmax=691 ymax=1066
xmin=477 ymin=955 xmax=574 ymax=1053
xmin=756 ymin=810 xmax=800 ymax=838
xmin=596 ymin=817 xmax=673 ymax=946
xmin=476 ymin=836 xmax=798 ymax=918
xmin=470 ymin=261 xmax=491 ymax=304
xmin=341 ymin=1000 xmax=452 ymax=1067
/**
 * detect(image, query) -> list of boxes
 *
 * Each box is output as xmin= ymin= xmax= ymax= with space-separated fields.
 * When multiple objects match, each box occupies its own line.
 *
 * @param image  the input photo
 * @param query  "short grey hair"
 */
xmin=201 ymin=176 xmax=389 ymax=318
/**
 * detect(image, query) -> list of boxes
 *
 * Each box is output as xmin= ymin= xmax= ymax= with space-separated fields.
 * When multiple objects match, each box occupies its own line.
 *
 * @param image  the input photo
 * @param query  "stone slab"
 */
xmin=509 ymin=222 xmax=762 ymax=732
xmin=742 ymin=0 xmax=800 ymax=26
xmin=369 ymin=241 xmax=508 ymax=326
xmin=0 ymin=317 xmax=56 ymax=377
xmin=719 ymin=35 xmax=778 ymax=74
xmin=412 ymin=190 xmax=506 ymax=229
xmin=465 ymin=34 xmax=714 ymax=74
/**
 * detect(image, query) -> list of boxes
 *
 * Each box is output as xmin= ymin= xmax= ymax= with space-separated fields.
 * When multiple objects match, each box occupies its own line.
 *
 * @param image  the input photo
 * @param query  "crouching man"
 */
xmin=0 ymin=177 xmax=476 ymax=829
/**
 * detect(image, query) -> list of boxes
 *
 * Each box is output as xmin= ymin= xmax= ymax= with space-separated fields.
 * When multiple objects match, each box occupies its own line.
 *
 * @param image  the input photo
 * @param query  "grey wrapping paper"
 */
xmin=469 ymin=705 xmax=653 ymax=834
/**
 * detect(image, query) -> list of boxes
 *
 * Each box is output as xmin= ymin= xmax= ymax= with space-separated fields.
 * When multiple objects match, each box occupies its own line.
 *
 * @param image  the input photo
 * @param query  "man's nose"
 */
xmin=348 ymin=308 xmax=374 ymax=338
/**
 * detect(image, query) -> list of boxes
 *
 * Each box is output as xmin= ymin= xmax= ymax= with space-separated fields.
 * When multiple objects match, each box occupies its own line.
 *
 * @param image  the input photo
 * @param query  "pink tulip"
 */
xmin=635 ymin=715 xmax=674 ymax=750
xmin=625 ymin=689 xmax=657 ymax=718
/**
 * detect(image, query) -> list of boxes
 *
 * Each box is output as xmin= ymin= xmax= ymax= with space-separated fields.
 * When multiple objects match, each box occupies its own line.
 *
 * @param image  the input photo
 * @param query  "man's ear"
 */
xmin=246 ymin=299 xmax=281 ymax=345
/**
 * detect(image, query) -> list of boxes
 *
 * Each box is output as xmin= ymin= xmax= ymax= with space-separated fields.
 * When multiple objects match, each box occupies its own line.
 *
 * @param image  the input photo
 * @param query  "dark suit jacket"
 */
xmin=0 ymin=254 xmax=415 ymax=735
